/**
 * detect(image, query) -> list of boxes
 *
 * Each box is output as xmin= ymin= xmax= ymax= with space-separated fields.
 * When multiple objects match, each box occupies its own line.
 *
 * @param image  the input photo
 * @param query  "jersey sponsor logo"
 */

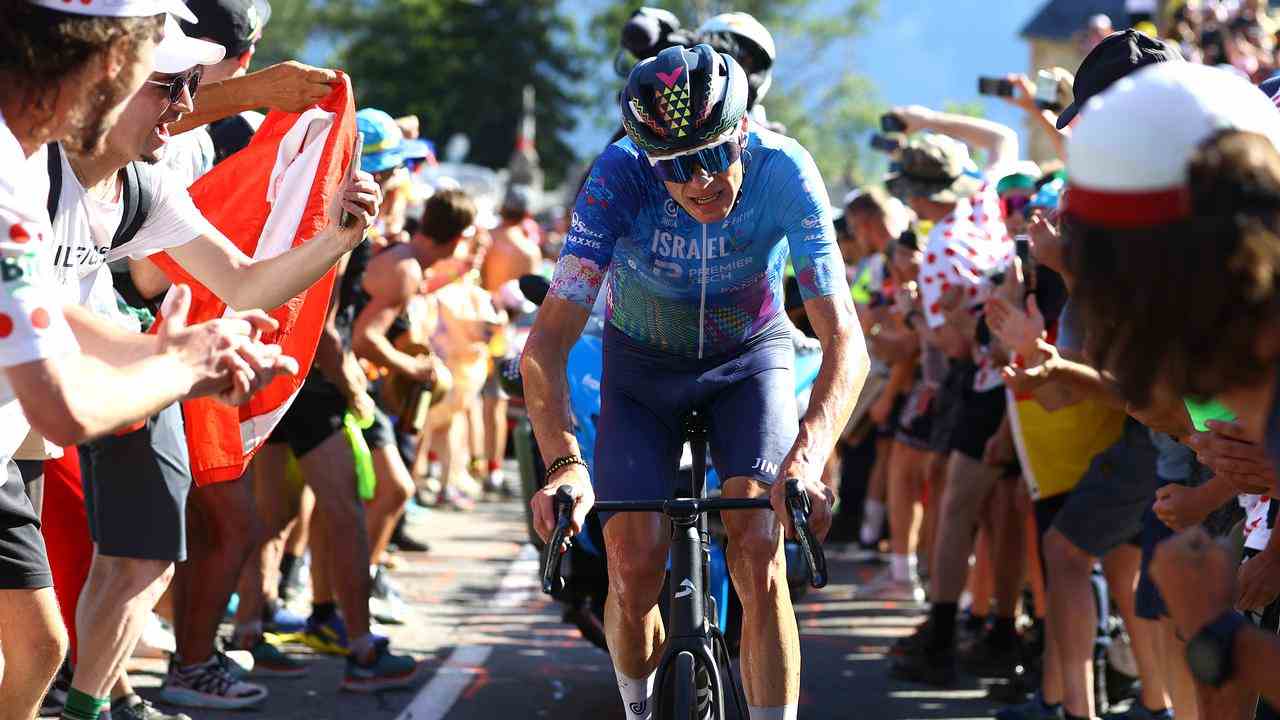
xmin=649 ymin=229 xmax=731 ymax=261
xmin=689 ymin=256 xmax=754 ymax=284
xmin=663 ymin=198 xmax=679 ymax=218
xmin=628 ymin=701 xmax=648 ymax=716
xmin=569 ymin=211 xmax=605 ymax=240
xmin=751 ymin=456 xmax=780 ymax=476
xmin=565 ymin=233 xmax=603 ymax=251
xmin=801 ymin=212 xmax=822 ymax=229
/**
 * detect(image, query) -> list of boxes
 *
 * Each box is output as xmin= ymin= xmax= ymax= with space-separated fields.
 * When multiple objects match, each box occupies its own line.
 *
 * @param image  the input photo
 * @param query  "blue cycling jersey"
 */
xmin=548 ymin=128 xmax=846 ymax=357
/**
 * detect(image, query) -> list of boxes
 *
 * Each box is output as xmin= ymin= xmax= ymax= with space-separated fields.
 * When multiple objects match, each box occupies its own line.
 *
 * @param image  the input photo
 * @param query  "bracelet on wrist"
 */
xmin=544 ymin=454 xmax=588 ymax=485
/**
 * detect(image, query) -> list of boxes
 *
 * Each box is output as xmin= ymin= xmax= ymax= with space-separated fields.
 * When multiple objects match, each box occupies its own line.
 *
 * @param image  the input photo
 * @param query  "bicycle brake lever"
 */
xmin=784 ymin=479 xmax=829 ymax=589
xmin=540 ymin=486 xmax=576 ymax=595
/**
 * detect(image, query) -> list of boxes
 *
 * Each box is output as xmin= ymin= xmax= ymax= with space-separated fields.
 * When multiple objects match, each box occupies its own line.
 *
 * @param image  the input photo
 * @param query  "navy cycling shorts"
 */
xmin=594 ymin=315 xmax=798 ymax=527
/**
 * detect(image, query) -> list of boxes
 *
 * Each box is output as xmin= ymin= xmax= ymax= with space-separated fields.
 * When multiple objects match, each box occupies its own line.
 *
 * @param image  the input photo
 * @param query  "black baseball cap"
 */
xmin=181 ymin=0 xmax=272 ymax=57
xmin=1055 ymin=29 xmax=1182 ymax=129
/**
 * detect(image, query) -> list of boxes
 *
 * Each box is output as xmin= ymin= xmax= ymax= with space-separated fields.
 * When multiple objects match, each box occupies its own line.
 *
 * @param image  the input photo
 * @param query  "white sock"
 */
xmin=748 ymin=705 xmax=798 ymax=720
xmin=860 ymin=499 xmax=886 ymax=545
xmin=613 ymin=668 xmax=656 ymax=719
xmin=891 ymin=553 xmax=915 ymax=582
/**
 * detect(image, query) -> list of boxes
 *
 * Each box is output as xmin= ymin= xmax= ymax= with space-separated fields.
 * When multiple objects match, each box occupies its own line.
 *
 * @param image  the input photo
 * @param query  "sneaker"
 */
xmin=856 ymin=568 xmax=925 ymax=604
xmin=263 ymin=599 xmax=307 ymax=634
xmin=110 ymin=694 xmax=192 ymax=720
xmin=159 ymin=655 xmax=268 ymax=710
xmin=389 ymin=520 xmax=431 ymax=553
xmin=300 ymin=612 xmax=350 ymax=655
xmin=889 ymin=646 xmax=957 ymax=687
xmin=39 ymin=658 xmax=71 ymax=716
xmin=995 ymin=695 xmax=1065 ymax=720
xmin=245 ymin=637 xmax=309 ymax=678
xmin=1102 ymin=704 xmax=1173 ymax=720
xmin=890 ymin=620 xmax=932 ymax=657
xmin=369 ymin=567 xmax=409 ymax=625
xmin=436 ymin=486 xmax=477 ymax=512
xmin=219 ymin=648 xmax=254 ymax=678
xmin=959 ymin=631 xmax=1024 ymax=678
xmin=341 ymin=638 xmax=423 ymax=693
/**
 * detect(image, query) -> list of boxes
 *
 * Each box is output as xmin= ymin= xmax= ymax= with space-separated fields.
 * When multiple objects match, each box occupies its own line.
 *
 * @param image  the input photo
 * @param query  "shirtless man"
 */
xmin=478 ymin=185 xmax=541 ymax=494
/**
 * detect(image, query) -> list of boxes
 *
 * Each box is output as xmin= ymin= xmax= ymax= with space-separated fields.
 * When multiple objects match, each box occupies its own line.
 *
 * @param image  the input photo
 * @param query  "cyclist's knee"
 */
xmin=725 ymin=522 xmax=783 ymax=593
xmin=604 ymin=519 xmax=668 ymax=613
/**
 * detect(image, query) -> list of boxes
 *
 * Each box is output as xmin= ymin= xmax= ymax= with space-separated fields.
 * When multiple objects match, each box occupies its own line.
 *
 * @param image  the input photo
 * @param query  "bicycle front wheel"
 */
xmin=670 ymin=651 xmax=697 ymax=720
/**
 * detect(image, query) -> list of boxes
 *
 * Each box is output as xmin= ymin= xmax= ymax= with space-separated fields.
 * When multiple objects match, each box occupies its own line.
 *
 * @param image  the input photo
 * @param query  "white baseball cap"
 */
xmin=28 ymin=0 xmax=198 ymax=24
xmin=1065 ymin=62 xmax=1280 ymax=228
xmin=154 ymin=14 xmax=225 ymax=74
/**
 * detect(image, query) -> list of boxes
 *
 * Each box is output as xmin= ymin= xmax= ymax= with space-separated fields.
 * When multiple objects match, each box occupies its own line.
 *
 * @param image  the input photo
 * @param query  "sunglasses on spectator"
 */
xmin=999 ymin=194 xmax=1031 ymax=218
xmin=145 ymin=69 xmax=202 ymax=105
xmin=648 ymin=135 xmax=745 ymax=184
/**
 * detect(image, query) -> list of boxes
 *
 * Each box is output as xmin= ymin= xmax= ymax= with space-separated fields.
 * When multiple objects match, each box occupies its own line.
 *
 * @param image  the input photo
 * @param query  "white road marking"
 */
xmin=396 ymin=544 xmax=539 ymax=720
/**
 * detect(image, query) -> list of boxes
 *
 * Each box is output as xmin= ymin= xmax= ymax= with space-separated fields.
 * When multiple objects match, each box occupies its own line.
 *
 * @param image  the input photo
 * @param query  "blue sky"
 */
xmin=568 ymin=0 xmax=1050 ymax=152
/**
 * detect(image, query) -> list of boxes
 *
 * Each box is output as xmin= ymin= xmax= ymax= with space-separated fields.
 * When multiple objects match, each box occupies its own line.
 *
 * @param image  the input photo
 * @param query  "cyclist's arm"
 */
xmin=782 ymin=144 xmax=870 ymax=494
xmin=798 ymin=294 xmax=869 ymax=484
xmin=525 ymin=145 xmax=633 ymax=469
xmin=522 ymin=296 xmax=591 ymax=464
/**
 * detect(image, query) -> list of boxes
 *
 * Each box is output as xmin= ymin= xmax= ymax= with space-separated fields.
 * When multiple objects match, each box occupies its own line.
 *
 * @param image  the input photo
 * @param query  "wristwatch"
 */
xmin=1186 ymin=610 xmax=1247 ymax=687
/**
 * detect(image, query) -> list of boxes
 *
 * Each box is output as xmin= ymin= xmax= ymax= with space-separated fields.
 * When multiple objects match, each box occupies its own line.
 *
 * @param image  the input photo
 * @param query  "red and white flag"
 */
xmin=149 ymin=76 xmax=357 ymax=485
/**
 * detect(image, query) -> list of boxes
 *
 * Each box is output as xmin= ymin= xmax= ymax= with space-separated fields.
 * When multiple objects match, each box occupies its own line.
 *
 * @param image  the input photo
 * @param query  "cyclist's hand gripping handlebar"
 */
xmin=540 ymin=486 xmax=576 ymax=595
xmin=785 ymin=478 xmax=829 ymax=589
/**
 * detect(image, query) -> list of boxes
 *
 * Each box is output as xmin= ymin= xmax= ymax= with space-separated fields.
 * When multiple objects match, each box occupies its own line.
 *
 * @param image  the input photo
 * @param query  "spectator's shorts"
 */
xmin=1134 ymin=482 xmax=1182 ymax=620
xmin=929 ymin=360 xmax=1008 ymax=461
xmin=594 ymin=317 xmax=797 ymax=528
xmin=1051 ymin=419 xmax=1157 ymax=559
xmin=267 ymin=378 xmax=348 ymax=458
xmin=0 ymin=459 xmax=52 ymax=589
xmin=894 ymin=379 xmax=935 ymax=450
xmin=80 ymin=403 xmax=191 ymax=562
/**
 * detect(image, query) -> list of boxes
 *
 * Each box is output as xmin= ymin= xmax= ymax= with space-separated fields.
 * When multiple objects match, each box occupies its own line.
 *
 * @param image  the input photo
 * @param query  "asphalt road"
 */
xmin=121 ymin=495 xmax=1012 ymax=720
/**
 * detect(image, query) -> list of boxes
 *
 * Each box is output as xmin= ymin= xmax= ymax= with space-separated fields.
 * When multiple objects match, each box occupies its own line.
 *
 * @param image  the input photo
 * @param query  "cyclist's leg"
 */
xmin=706 ymin=353 xmax=800 ymax=714
xmin=595 ymin=328 xmax=684 ymax=718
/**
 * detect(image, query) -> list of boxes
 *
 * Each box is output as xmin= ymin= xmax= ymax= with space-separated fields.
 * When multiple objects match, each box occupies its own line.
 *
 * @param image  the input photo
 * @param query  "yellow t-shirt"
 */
xmin=1008 ymin=390 xmax=1126 ymax=501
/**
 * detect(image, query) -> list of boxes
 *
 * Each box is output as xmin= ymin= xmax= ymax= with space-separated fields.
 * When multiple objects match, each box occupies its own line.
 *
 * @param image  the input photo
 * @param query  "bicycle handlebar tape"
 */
xmin=540 ymin=486 xmax=577 ymax=595
xmin=784 ymin=479 xmax=829 ymax=589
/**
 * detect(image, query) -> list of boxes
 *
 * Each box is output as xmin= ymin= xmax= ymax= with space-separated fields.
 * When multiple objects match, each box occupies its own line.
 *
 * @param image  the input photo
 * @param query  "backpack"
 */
xmin=45 ymin=142 xmax=161 ymax=314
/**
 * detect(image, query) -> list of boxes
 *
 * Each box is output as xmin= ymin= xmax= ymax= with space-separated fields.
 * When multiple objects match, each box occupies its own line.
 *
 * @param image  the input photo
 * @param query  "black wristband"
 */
xmin=544 ymin=455 xmax=588 ymax=484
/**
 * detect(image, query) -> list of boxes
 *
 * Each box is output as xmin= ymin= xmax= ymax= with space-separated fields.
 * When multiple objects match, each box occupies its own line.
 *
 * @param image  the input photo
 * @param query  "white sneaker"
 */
xmin=856 ymin=568 xmax=925 ymax=604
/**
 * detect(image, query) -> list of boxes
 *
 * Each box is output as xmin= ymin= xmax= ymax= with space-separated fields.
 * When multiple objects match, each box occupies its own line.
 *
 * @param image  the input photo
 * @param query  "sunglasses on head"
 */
xmin=649 ymin=135 xmax=744 ymax=184
xmin=145 ymin=69 xmax=202 ymax=105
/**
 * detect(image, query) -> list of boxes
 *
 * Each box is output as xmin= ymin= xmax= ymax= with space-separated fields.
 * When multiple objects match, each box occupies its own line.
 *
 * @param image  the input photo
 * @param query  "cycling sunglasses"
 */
xmin=145 ymin=69 xmax=202 ymax=105
xmin=649 ymin=136 xmax=745 ymax=184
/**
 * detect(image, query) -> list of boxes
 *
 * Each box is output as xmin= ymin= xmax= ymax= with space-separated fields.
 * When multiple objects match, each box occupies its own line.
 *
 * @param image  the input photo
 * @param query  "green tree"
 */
xmin=283 ymin=0 xmax=587 ymax=187
xmin=589 ymin=1 xmax=881 ymax=188
xmin=249 ymin=0 xmax=328 ymax=69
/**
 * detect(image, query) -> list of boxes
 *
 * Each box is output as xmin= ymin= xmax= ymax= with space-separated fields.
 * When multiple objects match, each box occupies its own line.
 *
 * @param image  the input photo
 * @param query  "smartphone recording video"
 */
xmin=978 ymin=76 xmax=1014 ymax=97
xmin=880 ymin=113 xmax=907 ymax=133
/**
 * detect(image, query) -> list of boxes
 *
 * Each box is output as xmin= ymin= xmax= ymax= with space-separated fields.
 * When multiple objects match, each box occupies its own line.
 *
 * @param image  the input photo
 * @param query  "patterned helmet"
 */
xmin=620 ymin=43 xmax=749 ymax=157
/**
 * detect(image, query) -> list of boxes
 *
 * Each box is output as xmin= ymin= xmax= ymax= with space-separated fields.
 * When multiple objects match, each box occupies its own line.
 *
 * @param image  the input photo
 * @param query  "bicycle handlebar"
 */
xmin=784 ymin=479 xmax=829 ymax=589
xmin=539 ymin=479 xmax=829 ymax=594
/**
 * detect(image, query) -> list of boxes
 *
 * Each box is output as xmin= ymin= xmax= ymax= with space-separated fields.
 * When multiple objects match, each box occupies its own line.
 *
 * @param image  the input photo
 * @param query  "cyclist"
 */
xmin=525 ymin=44 xmax=868 ymax=720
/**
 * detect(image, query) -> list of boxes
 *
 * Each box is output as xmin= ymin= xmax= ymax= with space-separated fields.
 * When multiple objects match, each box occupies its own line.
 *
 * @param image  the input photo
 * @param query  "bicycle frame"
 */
xmin=541 ymin=410 xmax=827 ymax=719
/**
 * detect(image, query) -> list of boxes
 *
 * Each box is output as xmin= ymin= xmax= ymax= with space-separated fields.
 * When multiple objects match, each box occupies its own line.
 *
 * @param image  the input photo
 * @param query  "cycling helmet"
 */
xmin=620 ymin=43 xmax=749 ymax=157
xmin=697 ymin=12 xmax=776 ymax=107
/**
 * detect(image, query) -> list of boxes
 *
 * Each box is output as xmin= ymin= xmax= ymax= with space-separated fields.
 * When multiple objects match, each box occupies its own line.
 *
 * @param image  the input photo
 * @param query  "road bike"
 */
xmin=540 ymin=409 xmax=827 ymax=719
